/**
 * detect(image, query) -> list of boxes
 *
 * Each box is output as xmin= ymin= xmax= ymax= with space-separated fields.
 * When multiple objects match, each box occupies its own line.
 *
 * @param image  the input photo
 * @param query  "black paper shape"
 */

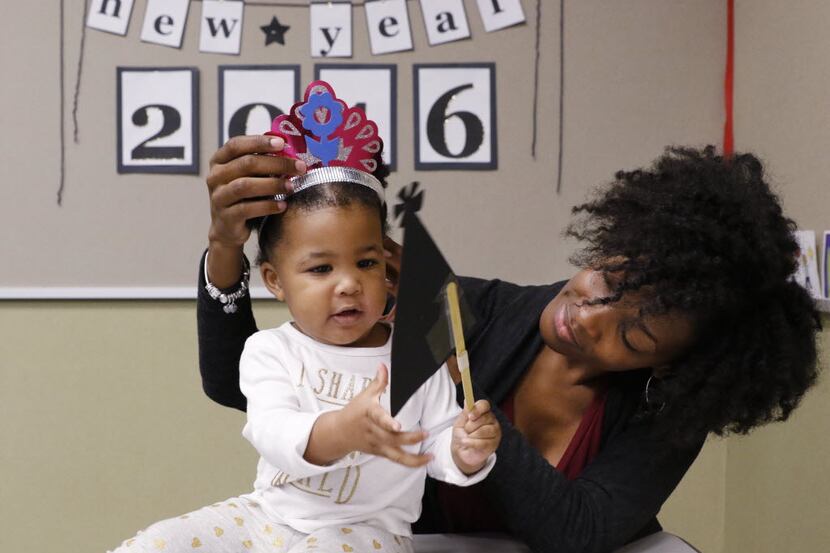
xmin=261 ymin=16 xmax=290 ymax=46
xmin=390 ymin=211 xmax=476 ymax=416
xmin=393 ymin=181 xmax=424 ymax=226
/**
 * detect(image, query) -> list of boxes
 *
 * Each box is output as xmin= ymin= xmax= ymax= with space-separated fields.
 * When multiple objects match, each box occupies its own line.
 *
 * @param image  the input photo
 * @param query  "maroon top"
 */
xmin=436 ymin=389 xmax=608 ymax=532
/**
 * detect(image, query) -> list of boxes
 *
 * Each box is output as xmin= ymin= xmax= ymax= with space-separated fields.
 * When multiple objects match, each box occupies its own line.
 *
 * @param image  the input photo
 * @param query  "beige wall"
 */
xmin=1 ymin=301 xmax=285 ymax=552
xmin=723 ymin=321 xmax=830 ymax=553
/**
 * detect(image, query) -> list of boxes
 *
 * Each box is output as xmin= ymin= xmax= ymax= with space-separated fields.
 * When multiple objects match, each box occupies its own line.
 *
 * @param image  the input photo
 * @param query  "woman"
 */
xmin=197 ymin=139 xmax=820 ymax=553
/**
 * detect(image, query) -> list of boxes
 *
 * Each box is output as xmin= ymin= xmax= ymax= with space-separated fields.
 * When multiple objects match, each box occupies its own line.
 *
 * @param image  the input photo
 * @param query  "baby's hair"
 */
xmin=248 ymin=153 xmax=390 ymax=266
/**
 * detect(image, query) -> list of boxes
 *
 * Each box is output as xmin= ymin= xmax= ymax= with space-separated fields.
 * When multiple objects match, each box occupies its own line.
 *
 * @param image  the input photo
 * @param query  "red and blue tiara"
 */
xmin=266 ymin=80 xmax=385 ymax=203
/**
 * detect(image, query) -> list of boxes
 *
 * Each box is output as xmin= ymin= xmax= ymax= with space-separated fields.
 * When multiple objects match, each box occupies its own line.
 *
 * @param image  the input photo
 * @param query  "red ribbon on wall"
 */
xmin=723 ymin=0 xmax=734 ymax=156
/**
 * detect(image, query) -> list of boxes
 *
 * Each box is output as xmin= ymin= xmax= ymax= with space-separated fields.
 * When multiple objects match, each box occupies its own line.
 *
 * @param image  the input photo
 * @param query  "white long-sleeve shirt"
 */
xmin=239 ymin=322 xmax=495 ymax=536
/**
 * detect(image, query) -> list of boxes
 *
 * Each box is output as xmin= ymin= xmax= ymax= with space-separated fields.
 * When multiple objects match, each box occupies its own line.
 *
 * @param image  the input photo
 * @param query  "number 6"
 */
xmin=426 ymin=84 xmax=485 ymax=159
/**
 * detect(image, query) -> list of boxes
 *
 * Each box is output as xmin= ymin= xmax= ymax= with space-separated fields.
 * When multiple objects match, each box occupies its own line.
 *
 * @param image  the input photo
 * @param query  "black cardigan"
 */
xmin=197 ymin=254 xmax=703 ymax=553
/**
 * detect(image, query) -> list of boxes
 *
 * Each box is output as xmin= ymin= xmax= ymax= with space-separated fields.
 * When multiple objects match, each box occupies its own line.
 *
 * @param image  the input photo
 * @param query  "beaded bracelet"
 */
xmin=204 ymin=251 xmax=250 ymax=314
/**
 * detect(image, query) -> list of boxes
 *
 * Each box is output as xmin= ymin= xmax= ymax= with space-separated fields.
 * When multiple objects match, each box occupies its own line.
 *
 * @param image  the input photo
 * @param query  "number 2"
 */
xmin=131 ymin=104 xmax=185 ymax=160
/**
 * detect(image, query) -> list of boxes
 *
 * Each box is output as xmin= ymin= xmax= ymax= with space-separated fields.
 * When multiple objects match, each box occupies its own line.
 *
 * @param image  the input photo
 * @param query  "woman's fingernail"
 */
xmin=276 ymin=201 xmax=287 ymax=211
xmin=270 ymin=137 xmax=284 ymax=149
xmin=285 ymin=181 xmax=294 ymax=193
xmin=384 ymin=250 xmax=392 ymax=258
xmin=295 ymin=160 xmax=307 ymax=173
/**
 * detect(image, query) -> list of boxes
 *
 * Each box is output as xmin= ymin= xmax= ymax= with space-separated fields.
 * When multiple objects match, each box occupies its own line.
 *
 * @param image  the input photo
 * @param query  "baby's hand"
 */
xmin=451 ymin=399 xmax=501 ymax=475
xmin=339 ymin=364 xmax=432 ymax=468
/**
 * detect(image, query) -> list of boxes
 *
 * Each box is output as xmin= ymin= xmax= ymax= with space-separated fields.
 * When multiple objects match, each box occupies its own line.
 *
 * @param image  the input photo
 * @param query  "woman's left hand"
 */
xmin=451 ymin=399 xmax=501 ymax=475
xmin=381 ymin=236 xmax=402 ymax=322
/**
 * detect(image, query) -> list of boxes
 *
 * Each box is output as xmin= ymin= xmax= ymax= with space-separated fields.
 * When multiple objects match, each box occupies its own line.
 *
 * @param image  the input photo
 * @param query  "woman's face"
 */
xmin=539 ymin=268 xmax=696 ymax=374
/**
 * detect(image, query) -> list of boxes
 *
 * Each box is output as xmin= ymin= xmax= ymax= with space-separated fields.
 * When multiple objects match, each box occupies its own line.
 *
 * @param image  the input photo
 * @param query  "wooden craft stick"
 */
xmin=446 ymin=281 xmax=475 ymax=410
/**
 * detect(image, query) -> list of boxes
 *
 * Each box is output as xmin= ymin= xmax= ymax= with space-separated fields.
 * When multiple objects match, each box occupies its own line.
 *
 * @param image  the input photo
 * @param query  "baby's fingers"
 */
xmin=463 ymin=422 xmax=501 ymax=441
xmin=458 ymin=436 xmax=499 ymax=452
xmin=378 ymin=445 xmax=432 ymax=468
xmin=390 ymin=429 xmax=429 ymax=447
xmin=464 ymin=411 xmax=498 ymax=435
xmin=466 ymin=399 xmax=492 ymax=422
xmin=372 ymin=423 xmax=428 ymax=448
xmin=368 ymin=404 xmax=400 ymax=433
xmin=369 ymin=364 xmax=390 ymax=395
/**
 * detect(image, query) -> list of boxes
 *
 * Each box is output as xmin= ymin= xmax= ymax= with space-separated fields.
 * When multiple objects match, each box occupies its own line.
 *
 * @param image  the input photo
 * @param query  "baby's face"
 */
xmin=269 ymin=205 xmax=388 ymax=347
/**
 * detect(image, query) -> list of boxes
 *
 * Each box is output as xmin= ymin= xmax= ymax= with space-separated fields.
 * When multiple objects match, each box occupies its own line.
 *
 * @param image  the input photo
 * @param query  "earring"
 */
xmin=644 ymin=375 xmax=666 ymax=413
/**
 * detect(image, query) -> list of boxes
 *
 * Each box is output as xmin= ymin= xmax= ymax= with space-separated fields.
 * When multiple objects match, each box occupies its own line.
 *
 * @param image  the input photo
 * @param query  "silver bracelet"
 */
xmin=204 ymin=251 xmax=250 ymax=314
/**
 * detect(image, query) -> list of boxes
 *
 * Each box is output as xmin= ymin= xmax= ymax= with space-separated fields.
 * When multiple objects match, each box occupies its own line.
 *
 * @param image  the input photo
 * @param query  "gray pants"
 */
xmin=108 ymin=496 xmax=414 ymax=553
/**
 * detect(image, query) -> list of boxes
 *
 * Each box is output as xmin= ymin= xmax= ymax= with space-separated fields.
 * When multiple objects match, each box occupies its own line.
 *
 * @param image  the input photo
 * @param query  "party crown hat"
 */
xmin=267 ymin=81 xmax=385 ymax=202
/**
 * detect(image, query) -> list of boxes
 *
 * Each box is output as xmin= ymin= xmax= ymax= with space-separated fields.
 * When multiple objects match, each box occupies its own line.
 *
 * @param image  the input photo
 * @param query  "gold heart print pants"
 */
xmin=107 ymin=496 xmax=414 ymax=553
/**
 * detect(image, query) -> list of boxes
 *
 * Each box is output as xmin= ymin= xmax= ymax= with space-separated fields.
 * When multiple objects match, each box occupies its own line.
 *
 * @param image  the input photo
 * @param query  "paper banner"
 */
xmin=414 ymin=63 xmax=497 ymax=170
xmin=310 ymin=1 xmax=352 ymax=58
xmin=199 ymin=0 xmax=244 ymax=55
xmin=364 ymin=0 xmax=413 ymax=55
xmin=315 ymin=64 xmax=397 ymax=170
xmin=86 ymin=0 xmax=136 ymax=36
xmin=218 ymin=65 xmax=300 ymax=146
xmin=419 ymin=0 xmax=470 ymax=46
xmin=475 ymin=0 xmax=525 ymax=32
xmin=140 ymin=0 xmax=190 ymax=49
xmin=117 ymin=67 xmax=199 ymax=174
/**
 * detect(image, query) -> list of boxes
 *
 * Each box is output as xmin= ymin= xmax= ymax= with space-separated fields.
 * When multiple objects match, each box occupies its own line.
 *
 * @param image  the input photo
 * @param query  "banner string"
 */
xmin=73 ymin=0 xmax=89 ymax=144
xmin=531 ymin=0 xmax=541 ymax=159
xmin=191 ymin=0 xmax=420 ymax=6
xmin=58 ymin=0 xmax=66 ymax=206
xmin=556 ymin=0 xmax=565 ymax=194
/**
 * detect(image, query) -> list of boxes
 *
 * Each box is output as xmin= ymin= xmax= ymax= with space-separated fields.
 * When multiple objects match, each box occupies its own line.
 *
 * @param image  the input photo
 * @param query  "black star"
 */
xmin=261 ymin=16 xmax=290 ymax=46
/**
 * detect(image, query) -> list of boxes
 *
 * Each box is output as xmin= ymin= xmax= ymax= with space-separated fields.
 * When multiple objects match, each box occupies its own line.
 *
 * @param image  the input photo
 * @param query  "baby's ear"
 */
xmin=260 ymin=262 xmax=285 ymax=302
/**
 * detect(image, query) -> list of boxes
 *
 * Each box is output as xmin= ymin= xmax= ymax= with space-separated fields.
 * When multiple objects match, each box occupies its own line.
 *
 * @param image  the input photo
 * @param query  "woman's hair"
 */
xmin=567 ymin=145 xmax=822 ymax=447
xmin=248 ymin=154 xmax=390 ymax=266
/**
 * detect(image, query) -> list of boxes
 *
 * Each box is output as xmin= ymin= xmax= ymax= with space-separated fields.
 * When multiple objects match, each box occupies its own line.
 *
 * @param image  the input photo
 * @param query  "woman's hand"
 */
xmin=451 ymin=399 xmax=501 ymax=475
xmin=342 ymin=364 xmax=431 ymax=466
xmin=382 ymin=236 xmax=402 ymax=294
xmin=381 ymin=237 xmax=402 ymax=322
xmin=205 ymin=135 xmax=307 ymax=288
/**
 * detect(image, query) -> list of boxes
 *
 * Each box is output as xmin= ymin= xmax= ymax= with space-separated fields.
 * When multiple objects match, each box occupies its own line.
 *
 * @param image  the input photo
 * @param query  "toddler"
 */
xmin=109 ymin=81 xmax=500 ymax=553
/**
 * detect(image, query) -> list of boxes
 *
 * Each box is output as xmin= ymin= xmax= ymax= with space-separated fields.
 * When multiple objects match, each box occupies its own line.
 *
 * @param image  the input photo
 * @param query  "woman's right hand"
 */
xmin=205 ymin=135 xmax=307 ymax=287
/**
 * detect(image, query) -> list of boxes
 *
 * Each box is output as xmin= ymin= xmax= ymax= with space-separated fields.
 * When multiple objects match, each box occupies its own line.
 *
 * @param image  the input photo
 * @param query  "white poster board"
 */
xmin=218 ymin=65 xmax=301 ymax=146
xmin=315 ymin=64 xmax=398 ymax=170
xmin=117 ymin=67 xmax=199 ymax=174
xmin=414 ymin=63 xmax=497 ymax=170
